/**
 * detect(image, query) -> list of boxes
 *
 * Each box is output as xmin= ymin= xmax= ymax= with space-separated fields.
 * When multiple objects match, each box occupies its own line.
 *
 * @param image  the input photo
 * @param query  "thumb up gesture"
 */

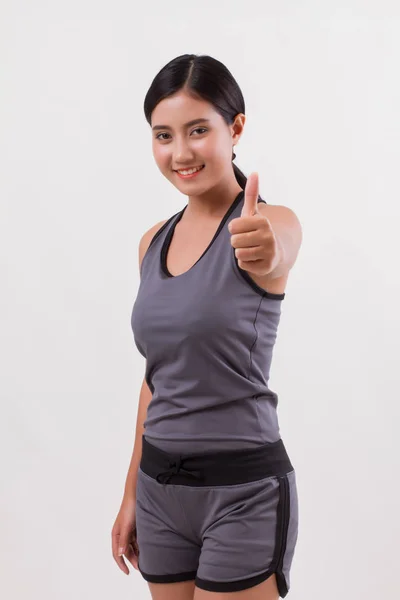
xmin=228 ymin=172 xmax=281 ymax=276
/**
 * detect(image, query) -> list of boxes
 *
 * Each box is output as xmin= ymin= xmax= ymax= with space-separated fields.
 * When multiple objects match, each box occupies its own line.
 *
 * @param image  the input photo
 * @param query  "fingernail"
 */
xmin=118 ymin=547 xmax=124 ymax=556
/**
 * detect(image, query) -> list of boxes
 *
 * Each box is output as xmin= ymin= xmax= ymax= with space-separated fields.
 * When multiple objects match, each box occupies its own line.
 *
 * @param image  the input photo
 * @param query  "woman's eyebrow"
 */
xmin=152 ymin=118 xmax=211 ymax=131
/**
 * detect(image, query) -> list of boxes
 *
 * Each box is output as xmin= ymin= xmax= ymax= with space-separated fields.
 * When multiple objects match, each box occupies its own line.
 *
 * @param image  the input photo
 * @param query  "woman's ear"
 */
xmin=231 ymin=113 xmax=245 ymax=145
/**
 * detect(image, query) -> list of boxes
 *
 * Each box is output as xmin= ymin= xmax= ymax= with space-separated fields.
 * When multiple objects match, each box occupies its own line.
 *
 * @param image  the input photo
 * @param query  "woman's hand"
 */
xmin=229 ymin=172 xmax=282 ymax=276
xmin=111 ymin=497 xmax=139 ymax=575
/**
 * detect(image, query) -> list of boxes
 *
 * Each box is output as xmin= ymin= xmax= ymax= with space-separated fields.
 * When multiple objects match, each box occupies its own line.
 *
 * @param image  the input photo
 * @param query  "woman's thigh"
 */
xmin=148 ymin=580 xmax=196 ymax=600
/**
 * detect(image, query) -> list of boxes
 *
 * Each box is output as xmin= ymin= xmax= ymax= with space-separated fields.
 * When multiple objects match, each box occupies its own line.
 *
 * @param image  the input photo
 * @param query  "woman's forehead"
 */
xmin=151 ymin=93 xmax=219 ymax=128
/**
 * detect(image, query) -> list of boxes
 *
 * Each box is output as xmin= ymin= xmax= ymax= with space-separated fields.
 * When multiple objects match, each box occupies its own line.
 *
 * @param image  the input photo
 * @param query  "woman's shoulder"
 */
xmin=138 ymin=218 xmax=170 ymax=272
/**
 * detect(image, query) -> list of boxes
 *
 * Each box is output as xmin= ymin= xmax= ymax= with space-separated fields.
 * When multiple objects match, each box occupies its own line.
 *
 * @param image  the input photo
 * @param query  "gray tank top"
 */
xmin=131 ymin=190 xmax=286 ymax=453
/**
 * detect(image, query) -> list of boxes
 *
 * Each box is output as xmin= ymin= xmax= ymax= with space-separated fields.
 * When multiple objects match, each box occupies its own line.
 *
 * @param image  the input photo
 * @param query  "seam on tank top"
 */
xmin=250 ymin=296 xmax=267 ymax=440
xmin=247 ymin=295 xmax=265 ymax=381
xmin=250 ymin=295 xmax=269 ymax=440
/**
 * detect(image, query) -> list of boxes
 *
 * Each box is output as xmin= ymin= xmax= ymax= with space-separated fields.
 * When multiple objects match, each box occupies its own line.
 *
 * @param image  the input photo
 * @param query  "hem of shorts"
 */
xmin=195 ymin=567 xmax=289 ymax=597
xmin=138 ymin=565 xmax=197 ymax=584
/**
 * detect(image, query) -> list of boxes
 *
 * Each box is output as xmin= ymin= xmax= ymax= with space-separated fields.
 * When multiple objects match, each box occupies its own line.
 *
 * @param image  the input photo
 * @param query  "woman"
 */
xmin=112 ymin=53 xmax=303 ymax=600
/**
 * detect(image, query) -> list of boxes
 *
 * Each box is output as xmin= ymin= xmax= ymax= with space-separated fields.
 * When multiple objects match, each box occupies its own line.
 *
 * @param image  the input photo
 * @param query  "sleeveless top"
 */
xmin=130 ymin=189 xmax=286 ymax=453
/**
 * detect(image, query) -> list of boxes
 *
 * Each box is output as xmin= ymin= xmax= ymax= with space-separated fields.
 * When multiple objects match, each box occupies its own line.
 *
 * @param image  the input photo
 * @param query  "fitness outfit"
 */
xmin=130 ymin=189 xmax=299 ymax=596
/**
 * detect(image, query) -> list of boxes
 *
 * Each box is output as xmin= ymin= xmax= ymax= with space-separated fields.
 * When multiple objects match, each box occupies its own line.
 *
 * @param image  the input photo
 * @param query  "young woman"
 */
xmin=112 ymin=54 xmax=303 ymax=600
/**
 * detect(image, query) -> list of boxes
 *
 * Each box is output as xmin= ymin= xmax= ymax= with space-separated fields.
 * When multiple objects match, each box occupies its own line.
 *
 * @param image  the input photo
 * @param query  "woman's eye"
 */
xmin=155 ymin=128 xmax=207 ymax=141
xmin=192 ymin=127 xmax=207 ymax=135
xmin=155 ymin=132 xmax=170 ymax=140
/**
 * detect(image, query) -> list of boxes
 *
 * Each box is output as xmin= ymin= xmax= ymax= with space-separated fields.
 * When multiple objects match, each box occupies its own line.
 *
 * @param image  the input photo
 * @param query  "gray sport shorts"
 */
xmin=135 ymin=435 xmax=299 ymax=597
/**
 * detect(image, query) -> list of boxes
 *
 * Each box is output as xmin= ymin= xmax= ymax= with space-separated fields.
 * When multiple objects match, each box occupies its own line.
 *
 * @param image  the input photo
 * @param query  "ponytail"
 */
xmin=233 ymin=163 xmax=265 ymax=203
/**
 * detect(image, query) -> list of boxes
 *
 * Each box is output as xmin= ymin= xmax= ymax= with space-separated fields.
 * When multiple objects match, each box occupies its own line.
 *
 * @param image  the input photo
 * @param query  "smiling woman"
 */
xmin=112 ymin=53 xmax=302 ymax=600
xmin=149 ymin=88 xmax=248 ymax=202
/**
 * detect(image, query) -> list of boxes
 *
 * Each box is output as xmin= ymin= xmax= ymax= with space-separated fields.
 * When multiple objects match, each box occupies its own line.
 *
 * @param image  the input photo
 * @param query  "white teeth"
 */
xmin=177 ymin=165 xmax=204 ymax=175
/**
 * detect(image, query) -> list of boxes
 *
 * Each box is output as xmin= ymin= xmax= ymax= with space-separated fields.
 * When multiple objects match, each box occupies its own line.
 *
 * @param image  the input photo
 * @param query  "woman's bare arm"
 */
xmin=122 ymin=376 xmax=153 ymax=501
xmin=122 ymin=218 xmax=168 ymax=502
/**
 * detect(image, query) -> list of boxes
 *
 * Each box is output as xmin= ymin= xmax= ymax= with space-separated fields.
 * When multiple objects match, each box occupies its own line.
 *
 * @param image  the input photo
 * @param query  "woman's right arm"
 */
xmin=122 ymin=218 xmax=169 ymax=502
xmin=122 ymin=376 xmax=152 ymax=501
xmin=112 ymin=217 xmax=170 ymax=571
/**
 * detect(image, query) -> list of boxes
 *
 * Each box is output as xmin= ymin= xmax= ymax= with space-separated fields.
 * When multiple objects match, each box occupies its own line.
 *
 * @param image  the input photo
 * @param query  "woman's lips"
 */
xmin=175 ymin=165 xmax=205 ymax=179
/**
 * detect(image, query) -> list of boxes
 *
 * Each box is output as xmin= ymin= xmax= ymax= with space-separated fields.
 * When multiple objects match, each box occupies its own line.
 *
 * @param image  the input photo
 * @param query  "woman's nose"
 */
xmin=173 ymin=141 xmax=195 ymax=163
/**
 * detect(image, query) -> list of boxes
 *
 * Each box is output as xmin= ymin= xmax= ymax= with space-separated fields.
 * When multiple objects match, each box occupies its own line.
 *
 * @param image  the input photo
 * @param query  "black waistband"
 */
xmin=140 ymin=435 xmax=294 ymax=486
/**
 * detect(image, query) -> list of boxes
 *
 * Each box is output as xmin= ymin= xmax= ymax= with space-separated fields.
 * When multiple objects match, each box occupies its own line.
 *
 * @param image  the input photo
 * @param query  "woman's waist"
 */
xmin=140 ymin=432 xmax=293 ymax=486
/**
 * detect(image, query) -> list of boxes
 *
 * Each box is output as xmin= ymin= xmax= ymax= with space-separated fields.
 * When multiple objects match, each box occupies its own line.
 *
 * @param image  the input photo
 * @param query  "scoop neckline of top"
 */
xmin=160 ymin=189 xmax=245 ymax=279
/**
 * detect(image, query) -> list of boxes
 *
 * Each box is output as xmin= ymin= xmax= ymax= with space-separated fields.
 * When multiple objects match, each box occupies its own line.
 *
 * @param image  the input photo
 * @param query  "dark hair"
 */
xmin=143 ymin=53 xmax=264 ymax=202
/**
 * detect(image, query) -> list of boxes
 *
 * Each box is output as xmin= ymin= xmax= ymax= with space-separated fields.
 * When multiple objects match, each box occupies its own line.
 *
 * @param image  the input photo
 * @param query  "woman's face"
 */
xmin=150 ymin=90 xmax=244 ymax=194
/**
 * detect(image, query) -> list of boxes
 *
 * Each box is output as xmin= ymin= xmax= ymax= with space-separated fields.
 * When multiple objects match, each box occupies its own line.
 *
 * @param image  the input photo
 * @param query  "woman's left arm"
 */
xmin=257 ymin=203 xmax=303 ymax=279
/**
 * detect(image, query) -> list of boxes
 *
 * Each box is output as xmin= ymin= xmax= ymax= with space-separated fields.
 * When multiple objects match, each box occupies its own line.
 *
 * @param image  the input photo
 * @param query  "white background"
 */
xmin=1 ymin=1 xmax=399 ymax=599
